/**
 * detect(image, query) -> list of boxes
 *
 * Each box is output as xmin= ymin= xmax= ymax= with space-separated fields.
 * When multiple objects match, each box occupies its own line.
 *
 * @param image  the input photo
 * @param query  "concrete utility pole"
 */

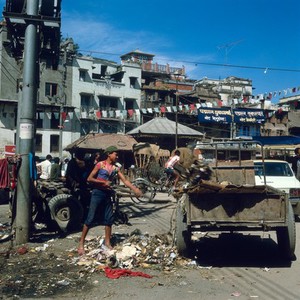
xmin=15 ymin=0 xmax=39 ymax=245
xmin=174 ymin=71 xmax=181 ymax=149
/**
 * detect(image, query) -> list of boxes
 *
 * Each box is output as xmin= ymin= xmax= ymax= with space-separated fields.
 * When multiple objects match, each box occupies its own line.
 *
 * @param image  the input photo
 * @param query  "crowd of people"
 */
xmin=35 ymin=154 xmax=70 ymax=181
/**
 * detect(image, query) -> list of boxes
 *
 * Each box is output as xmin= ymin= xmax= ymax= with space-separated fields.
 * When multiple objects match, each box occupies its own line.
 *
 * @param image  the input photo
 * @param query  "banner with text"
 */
xmin=198 ymin=107 xmax=232 ymax=123
xmin=198 ymin=108 xmax=265 ymax=124
xmin=233 ymin=109 xmax=265 ymax=124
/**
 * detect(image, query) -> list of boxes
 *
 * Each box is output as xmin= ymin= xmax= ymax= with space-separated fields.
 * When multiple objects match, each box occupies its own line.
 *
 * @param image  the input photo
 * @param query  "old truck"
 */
xmin=174 ymin=141 xmax=296 ymax=260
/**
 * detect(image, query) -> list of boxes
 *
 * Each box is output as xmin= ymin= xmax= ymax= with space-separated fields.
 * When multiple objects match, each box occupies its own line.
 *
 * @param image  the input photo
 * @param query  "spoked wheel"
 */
xmin=130 ymin=178 xmax=155 ymax=203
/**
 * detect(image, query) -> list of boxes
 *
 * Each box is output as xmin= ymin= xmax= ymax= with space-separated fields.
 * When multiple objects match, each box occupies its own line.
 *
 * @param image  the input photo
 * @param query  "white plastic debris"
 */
xmin=116 ymin=245 xmax=137 ymax=260
xmin=57 ymin=279 xmax=70 ymax=286
xmin=35 ymin=243 xmax=49 ymax=252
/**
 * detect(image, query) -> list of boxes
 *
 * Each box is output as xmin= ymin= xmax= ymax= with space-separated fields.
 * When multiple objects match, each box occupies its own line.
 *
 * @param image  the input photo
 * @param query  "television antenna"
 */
xmin=217 ymin=39 xmax=244 ymax=64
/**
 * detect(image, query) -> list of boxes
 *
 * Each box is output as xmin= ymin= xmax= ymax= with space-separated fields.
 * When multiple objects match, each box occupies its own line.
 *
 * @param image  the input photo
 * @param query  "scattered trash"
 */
xmin=73 ymin=231 xmax=194 ymax=272
xmin=231 ymin=291 xmax=241 ymax=297
xmin=0 ymin=233 xmax=9 ymax=240
xmin=262 ymin=267 xmax=270 ymax=272
xmin=187 ymin=260 xmax=197 ymax=266
xmin=198 ymin=265 xmax=212 ymax=270
xmin=57 ymin=279 xmax=70 ymax=286
xmin=104 ymin=267 xmax=152 ymax=279
xmin=34 ymin=243 xmax=49 ymax=252
xmin=17 ymin=246 xmax=28 ymax=255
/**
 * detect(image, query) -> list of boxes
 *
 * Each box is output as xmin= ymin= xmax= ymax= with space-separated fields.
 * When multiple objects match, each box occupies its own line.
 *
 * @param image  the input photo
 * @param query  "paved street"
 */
xmin=1 ymin=193 xmax=300 ymax=299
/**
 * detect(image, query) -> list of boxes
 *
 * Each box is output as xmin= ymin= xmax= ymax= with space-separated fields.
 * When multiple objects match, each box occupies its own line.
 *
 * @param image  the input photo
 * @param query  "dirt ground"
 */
xmin=1 ymin=193 xmax=300 ymax=300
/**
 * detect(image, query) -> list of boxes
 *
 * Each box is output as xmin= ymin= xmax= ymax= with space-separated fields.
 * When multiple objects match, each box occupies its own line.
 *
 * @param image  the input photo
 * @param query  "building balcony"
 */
xmin=141 ymin=62 xmax=185 ymax=76
xmin=79 ymin=106 xmax=139 ymax=123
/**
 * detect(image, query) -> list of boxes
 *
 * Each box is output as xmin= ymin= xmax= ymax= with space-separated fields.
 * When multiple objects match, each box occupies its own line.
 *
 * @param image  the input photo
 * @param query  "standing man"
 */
xmin=36 ymin=154 xmax=52 ymax=180
xmin=292 ymin=147 xmax=300 ymax=181
xmin=78 ymin=146 xmax=142 ymax=255
xmin=49 ymin=157 xmax=61 ymax=181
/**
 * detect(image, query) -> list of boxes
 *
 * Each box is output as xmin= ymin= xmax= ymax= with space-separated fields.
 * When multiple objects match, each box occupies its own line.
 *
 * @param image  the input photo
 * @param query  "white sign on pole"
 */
xmin=19 ymin=123 xmax=33 ymax=139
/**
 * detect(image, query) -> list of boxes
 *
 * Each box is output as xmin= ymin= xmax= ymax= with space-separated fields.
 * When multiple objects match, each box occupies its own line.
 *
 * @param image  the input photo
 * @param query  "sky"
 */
xmin=2 ymin=0 xmax=300 ymax=103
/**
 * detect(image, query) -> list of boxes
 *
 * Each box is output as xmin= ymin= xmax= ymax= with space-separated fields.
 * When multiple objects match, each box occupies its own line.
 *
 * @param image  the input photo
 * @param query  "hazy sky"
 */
xmin=2 ymin=0 xmax=300 ymax=102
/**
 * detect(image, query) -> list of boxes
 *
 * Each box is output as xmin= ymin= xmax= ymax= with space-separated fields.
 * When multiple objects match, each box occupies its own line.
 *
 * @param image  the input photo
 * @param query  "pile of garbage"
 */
xmin=70 ymin=230 xmax=190 ymax=272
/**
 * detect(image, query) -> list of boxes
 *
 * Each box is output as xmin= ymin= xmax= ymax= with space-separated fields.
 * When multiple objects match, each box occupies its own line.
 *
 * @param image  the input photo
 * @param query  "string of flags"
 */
xmin=258 ymin=85 xmax=300 ymax=100
xmin=30 ymin=83 xmax=300 ymax=121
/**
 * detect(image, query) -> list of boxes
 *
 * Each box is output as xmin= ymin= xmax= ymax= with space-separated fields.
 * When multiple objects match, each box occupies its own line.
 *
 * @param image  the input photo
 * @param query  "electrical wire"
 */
xmin=78 ymin=49 xmax=300 ymax=73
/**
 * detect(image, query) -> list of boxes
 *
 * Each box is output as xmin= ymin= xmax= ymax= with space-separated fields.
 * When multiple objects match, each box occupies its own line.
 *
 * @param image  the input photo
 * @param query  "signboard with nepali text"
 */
xmin=198 ymin=108 xmax=232 ymax=123
xmin=198 ymin=107 xmax=265 ymax=124
xmin=233 ymin=109 xmax=265 ymax=124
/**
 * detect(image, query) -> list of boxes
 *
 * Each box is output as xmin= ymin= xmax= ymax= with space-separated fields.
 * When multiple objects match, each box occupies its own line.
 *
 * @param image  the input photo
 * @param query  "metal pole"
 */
xmin=15 ymin=0 xmax=39 ymax=245
xmin=59 ymin=104 xmax=63 ymax=158
xmin=175 ymin=77 xmax=179 ymax=149
xmin=59 ymin=46 xmax=68 ymax=158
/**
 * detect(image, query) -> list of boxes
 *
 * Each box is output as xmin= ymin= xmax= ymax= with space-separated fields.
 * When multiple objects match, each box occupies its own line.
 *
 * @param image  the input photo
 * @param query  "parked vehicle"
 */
xmin=174 ymin=141 xmax=296 ymax=261
xmin=254 ymin=159 xmax=300 ymax=218
xmin=33 ymin=179 xmax=135 ymax=232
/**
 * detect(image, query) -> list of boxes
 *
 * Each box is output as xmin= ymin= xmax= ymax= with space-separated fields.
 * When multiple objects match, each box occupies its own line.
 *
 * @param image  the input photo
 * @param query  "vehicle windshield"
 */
xmin=254 ymin=162 xmax=294 ymax=177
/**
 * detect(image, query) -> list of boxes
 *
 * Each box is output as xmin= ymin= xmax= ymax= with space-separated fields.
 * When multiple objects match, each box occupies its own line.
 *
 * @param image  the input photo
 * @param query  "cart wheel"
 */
xmin=48 ymin=194 xmax=83 ymax=233
xmin=131 ymin=178 xmax=155 ymax=203
xmin=175 ymin=197 xmax=191 ymax=257
xmin=276 ymin=202 xmax=296 ymax=260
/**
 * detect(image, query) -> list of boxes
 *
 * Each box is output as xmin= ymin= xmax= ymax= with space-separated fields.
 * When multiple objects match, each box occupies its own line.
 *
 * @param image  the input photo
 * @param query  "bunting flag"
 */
xmin=96 ymin=110 xmax=101 ymax=119
xmin=255 ymin=84 xmax=300 ymax=99
xmin=61 ymin=112 xmax=67 ymax=121
xmin=71 ymin=82 xmax=300 ymax=122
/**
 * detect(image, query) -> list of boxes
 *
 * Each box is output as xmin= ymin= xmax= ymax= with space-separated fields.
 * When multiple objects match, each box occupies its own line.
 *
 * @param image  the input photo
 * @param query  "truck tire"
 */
xmin=276 ymin=202 xmax=296 ymax=260
xmin=48 ymin=194 xmax=83 ymax=233
xmin=131 ymin=178 xmax=155 ymax=203
xmin=175 ymin=199 xmax=191 ymax=257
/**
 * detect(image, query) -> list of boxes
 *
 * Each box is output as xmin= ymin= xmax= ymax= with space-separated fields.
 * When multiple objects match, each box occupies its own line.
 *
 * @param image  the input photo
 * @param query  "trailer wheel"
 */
xmin=48 ymin=194 xmax=83 ymax=233
xmin=175 ymin=199 xmax=191 ymax=257
xmin=276 ymin=202 xmax=296 ymax=260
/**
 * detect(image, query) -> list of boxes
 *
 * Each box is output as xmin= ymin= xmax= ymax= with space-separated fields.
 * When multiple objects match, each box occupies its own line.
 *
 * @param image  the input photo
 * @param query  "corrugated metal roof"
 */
xmin=127 ymin=117 xmax=203 ymax=137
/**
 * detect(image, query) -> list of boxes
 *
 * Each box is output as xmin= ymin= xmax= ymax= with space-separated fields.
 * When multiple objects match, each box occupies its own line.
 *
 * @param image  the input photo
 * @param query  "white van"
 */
xmin=254 ymin=159 xmax=300 ymax=217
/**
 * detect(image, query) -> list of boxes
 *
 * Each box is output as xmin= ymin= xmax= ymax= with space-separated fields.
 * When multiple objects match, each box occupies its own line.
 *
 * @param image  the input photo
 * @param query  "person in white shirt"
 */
xmin=36 ymin=154 xmax=52 ymax=180
xmin=164 ymin=150 xmax=181 ymax=188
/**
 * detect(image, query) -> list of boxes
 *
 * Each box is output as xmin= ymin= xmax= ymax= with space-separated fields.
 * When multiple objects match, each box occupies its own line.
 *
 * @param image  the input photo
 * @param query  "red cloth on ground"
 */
xmin=0 ymin=159 xmax=9 ymax=189
xmin=104 ymin=267 xmax=152 ymax=279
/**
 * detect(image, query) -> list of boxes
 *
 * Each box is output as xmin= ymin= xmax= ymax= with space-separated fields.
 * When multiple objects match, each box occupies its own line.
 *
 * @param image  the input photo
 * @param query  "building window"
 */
xmin=129 ymin=77 xmax=137 ymax=89
xmin=125 ymin=99 xmax=134 ymax=110
xmin=50 ymin=135 xmax=59 ymax=152
xmin=81 ymin=94 xmax=92 ymax=112
xmin=242 ymin=126 xmax=250 ymax=136
xmin=79 ymin=70 xmax=87 ymax=82
xmin=36 ymin=112 xmax=43 ymax=129
xmin=101 ymin=65 xmax=107 ymax=77
xmin=45 ymin=57 xmax=54 ymax=69
xmin=45 ymin=82 xmax=58 ymax=97
xmin=35 ymin=134 xmax=42 ymax=152
xmin=99 ymin=97 xmax=118 ymax=110
xmin=50 ymin=112 xmax=59 ymax=129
